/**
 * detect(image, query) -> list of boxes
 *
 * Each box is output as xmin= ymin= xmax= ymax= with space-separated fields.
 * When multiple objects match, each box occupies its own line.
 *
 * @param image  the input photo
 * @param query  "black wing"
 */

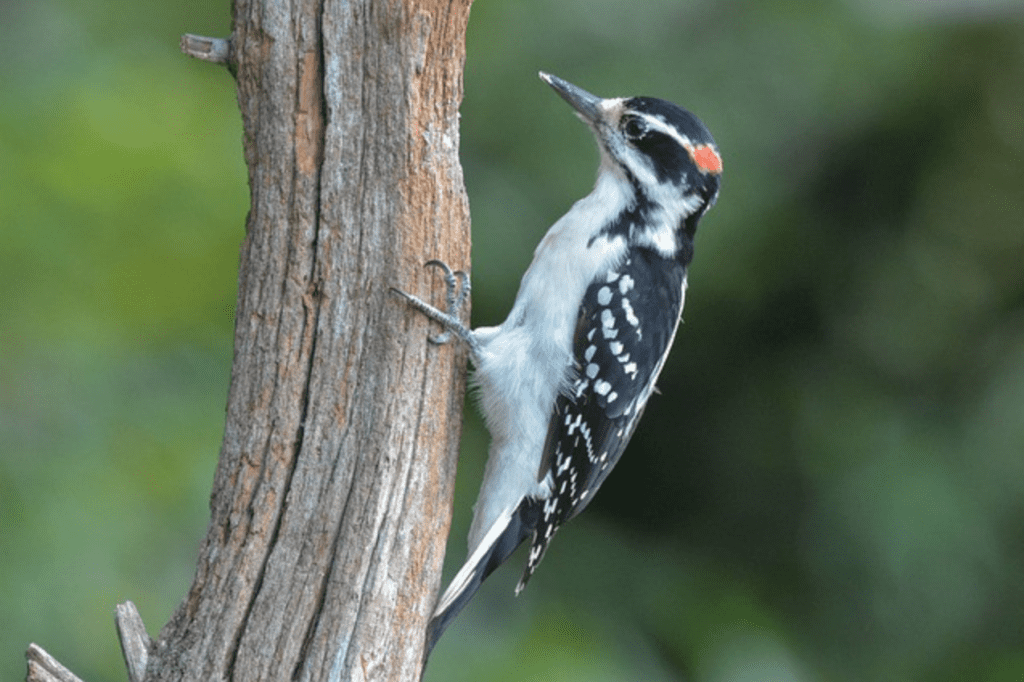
xmin=517 ymin=249 xmax=687 ymax=591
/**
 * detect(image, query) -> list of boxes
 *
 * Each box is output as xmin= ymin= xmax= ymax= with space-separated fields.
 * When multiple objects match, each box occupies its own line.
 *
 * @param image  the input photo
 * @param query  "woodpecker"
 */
xmin=394 ymin=72 xmax=722 ymax=656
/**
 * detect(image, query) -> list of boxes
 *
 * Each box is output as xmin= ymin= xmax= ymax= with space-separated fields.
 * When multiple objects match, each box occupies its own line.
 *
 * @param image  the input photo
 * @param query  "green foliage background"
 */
xmin=2 ymin=1 xmax=1023 ymax=681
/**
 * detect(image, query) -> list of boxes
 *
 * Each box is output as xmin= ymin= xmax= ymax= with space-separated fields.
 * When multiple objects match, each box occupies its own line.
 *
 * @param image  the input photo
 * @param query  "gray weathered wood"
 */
xmin=115 ymin=601 xmax=153 ymax=682
xmin=26 ymin=0 xmax=472 ymax=680
xmin=180 ymin=34 xmax=230 ymax=64
xmin=25 ymin=644 xmax=84 ymax=682
xmin=146 ymin=1 xmax=473 ymax=680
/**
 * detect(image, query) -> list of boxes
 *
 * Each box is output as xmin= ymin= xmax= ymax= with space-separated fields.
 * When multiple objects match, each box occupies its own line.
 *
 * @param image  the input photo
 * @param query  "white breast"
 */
xmin=465 ymin=169 xmax=631 ymax=552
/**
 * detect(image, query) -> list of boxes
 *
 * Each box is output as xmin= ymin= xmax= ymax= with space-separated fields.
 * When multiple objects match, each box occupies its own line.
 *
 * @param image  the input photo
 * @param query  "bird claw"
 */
xmin=392 ymin=259 xmax=476 ymax=352
xmin=422 ymin=260 xmax=471 ymax=344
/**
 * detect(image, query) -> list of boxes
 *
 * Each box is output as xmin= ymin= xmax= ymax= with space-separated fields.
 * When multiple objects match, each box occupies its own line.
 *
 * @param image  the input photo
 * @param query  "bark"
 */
xmin=26 ymin=0 xmax=473 ymax=680
xmin=25 ymin=646 xmax=83 ymax=682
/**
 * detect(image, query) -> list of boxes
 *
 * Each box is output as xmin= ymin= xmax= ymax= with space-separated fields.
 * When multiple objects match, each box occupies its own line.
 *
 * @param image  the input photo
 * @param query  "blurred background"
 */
xmin=2 ymin=1 xmax=1023 ymax=680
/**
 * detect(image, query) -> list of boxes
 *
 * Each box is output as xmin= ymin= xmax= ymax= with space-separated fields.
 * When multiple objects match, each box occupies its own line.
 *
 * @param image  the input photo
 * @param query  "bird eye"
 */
xmin=622 ymin=116 xmax=646 ymax=140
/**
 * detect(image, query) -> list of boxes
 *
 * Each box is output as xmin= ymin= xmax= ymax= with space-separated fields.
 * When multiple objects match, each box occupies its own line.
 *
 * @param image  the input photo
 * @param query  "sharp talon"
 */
xmin=424 ymin=259 xmax=452 ymax=272
xmin=451 ymin=270 xmax=471 ymax=312
xmin=424 ymin=260 xmax=464 ymax=314
xmin=393 ymin=260 xmax=476 ymax=355
xmin=424 ymin=260 xmax=456 ymax=288
xmin=421 ymin=260 xmax=471 ymax=319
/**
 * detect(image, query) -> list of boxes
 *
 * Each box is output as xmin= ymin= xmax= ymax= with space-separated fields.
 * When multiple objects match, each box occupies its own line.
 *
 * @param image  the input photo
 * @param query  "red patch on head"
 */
xmin=693 ymin=145 xmax=723 ymax=175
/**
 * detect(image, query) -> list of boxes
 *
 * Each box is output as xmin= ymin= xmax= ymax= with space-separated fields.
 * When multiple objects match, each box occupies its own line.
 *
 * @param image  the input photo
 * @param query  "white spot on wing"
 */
xmin=622 ymin=298 xmax=639 ymax=327
xmin=558 ymin=454 xmax=572 ymax=473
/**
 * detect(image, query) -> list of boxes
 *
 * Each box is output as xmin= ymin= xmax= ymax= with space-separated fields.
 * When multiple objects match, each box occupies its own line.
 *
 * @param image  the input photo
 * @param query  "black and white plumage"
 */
xmin=394 ymin=72 xmax=722 ymax=657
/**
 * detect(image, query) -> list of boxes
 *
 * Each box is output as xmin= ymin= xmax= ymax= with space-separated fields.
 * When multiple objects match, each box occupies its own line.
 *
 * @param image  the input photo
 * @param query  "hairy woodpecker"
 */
xmin=394 ymin=72 xmax=722 ymax=656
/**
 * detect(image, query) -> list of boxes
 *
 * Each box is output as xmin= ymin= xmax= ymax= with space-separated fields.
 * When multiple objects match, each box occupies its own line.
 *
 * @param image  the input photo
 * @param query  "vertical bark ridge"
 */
xmin=144 ymin=1 xmax=473 ymax=681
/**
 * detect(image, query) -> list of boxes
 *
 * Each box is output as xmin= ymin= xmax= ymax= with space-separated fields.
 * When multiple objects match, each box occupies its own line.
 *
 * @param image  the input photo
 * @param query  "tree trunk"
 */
xmin=27 ymin=1 xmax=473 ymax=681
xmin=155 ymin=1 xmax=474 ymax=679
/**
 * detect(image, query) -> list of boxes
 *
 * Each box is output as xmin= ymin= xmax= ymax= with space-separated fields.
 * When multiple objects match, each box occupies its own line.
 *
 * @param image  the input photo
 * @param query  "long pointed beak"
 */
xmin=539 ymin=72 xmax=603 ymax=124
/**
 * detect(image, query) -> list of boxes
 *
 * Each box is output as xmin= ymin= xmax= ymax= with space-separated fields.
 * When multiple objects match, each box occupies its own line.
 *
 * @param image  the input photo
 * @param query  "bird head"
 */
xmin=540 ymin=72 xmax=721 ymax=233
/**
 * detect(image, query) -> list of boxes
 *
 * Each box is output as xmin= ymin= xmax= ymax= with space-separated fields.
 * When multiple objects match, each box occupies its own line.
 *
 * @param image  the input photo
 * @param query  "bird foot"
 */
xmin=392 ymin=260 xmax=478 ymax=353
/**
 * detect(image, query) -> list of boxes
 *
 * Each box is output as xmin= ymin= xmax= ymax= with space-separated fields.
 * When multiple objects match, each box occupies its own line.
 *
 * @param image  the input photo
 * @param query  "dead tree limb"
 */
xmin=27 ymin=0 xmax=472 ymax=680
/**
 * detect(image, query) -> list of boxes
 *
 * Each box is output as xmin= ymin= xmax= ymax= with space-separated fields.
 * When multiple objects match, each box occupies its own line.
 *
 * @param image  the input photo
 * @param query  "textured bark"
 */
xmin=162 ymin=1 xmax=470 ymax=681
xmin=25 ymin=645 xmax=84 ymax=682
xmin=147 ymin=1 xmax=472 ymax=681
xmin=159 ymin=2 xmax=469 ymax=681
xmin=25 ymin=1 xmax=471 ymax=680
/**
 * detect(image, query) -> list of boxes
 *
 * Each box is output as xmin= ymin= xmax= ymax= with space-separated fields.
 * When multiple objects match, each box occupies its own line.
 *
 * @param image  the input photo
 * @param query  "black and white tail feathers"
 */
xmin=424 ymin=496 xmax=546 ymax=658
